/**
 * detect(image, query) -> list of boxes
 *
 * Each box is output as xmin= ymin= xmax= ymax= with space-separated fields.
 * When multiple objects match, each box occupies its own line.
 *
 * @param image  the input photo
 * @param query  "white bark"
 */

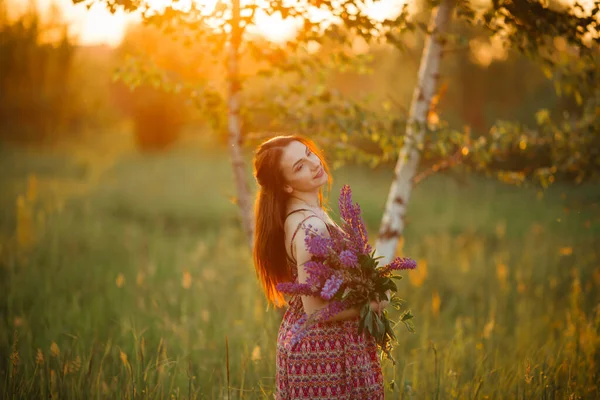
xmin=228 ymin=0 xmax=254 ymax=248
xmin=375 ymin=0 xmax=455 ymax=264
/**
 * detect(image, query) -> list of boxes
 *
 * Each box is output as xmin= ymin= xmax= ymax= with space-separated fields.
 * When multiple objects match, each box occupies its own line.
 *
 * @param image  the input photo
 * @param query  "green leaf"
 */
xmin=384 ymin=317 xmax=396 ymax=341
xmin=374 ymin=277 xmax=387 ymax=287
xmin=388 ymin=380 xmax=396 ymax=391
xmin=365 ymin=310 xmax=374 ymax=335
xmin=375 ymin=314 xmax=386 ymax=342
xmin=380 ymin=279 xmax=397 ymax=292
xmin=401 ymin=310 xmax=414 ymax=321
xmin=357 ymin=315 xmax=366 ymax=336
xmin=360 ymin=302 xmax=370 ymax=319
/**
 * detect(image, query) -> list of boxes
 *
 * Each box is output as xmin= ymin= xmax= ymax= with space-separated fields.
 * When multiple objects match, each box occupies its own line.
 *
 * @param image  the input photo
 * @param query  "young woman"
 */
xmin=252 ymin=135 xmax=385 ymax=399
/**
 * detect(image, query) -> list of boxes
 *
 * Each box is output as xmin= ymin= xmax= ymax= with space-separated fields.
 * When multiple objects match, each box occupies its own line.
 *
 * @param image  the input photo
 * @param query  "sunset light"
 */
xmin=3 ymin=0 xmax=599 ymax=395
xmin=14 ymin=0 xmax=403 ymax=47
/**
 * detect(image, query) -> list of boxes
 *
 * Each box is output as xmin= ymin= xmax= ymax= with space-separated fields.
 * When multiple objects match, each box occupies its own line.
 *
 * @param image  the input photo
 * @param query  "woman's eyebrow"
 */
xmin=292 ymin=146 xmax=309 ymax=170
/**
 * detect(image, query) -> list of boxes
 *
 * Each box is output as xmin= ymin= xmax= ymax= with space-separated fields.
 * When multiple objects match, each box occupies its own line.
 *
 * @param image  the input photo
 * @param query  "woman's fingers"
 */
xmin=370 ymin=300 xmax=379 ymax=314
xmin=370 ymin=300 xmax=382 ymax=316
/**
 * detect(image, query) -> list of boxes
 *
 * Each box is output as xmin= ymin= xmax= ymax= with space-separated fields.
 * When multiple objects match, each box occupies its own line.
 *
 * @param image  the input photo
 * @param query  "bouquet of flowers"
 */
xmin=276 ymin=184 xmax=417 ymax=363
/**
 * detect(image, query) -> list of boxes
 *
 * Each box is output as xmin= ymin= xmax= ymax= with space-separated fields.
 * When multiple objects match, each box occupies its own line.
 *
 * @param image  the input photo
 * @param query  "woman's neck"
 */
xmin=288 ymin=193 xmax=321 ymax=209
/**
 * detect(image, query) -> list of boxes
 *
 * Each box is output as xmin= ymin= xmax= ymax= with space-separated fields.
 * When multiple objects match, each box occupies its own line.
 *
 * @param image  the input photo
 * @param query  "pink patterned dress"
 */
xmin=275 ymin=211 xmax=384 ymax=399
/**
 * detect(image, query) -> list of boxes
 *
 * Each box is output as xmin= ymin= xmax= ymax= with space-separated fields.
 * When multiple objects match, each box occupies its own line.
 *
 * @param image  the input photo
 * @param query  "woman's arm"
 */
xmin=293 ymin=218 xmax=379 ymax=321
xmin=293 ymin=217 xmax=334 ymax=315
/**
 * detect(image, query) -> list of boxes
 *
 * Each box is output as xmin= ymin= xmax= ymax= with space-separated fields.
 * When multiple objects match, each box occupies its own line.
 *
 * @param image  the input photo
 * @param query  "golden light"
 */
xmin=252 ymin=10 xmax=298 ymax=43
xmin=12 ymin=0 xmax=404 ymax=47
xmin=9 ymin=0 xmax=136 ymax=46
xmin=469 ymin=36 xmax=508 ymax=68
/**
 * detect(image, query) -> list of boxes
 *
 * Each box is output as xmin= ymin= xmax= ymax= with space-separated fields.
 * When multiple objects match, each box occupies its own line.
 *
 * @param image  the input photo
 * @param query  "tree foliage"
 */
xmin=0 ymin=5 xmax=75 ymax=142
xmin=112 ymin=25 xmax=200 ymax=151
xmin=76 ymin=0 xmax=599 ymax=183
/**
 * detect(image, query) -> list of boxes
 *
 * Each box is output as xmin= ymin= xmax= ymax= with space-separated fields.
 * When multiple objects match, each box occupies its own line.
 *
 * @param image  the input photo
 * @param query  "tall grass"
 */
xmin=1 ymin=135 xmax=598 ymax=399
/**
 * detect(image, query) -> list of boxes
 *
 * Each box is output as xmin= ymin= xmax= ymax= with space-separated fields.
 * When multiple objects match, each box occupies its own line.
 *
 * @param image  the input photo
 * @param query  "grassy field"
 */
xmin=0 ymin=133 xmax=599 ymax=399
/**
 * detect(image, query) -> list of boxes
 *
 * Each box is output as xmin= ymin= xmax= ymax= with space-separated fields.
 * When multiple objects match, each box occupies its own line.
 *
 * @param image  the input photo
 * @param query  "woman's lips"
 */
xmin=314 ymin=167 xmax=324 ymax=179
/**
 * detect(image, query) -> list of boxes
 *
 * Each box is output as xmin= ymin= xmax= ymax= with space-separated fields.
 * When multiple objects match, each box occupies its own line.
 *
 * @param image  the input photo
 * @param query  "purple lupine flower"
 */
xmin=303 ymin=260 xmax=334 ymax=287
xmin=379 ymin=257 xmax=417 ymax=275
xmin=304 ymin=231 xmax=330 ymax=258
xmin=312 ymin=300 xmax=346 ymax=323
xmin=352 ymin=203 xmax=372 ymax=254
xmin=339 ymin=250 xmax=359 ymax=268
xmin=320 ymin=275 xmax=344 ymax=300
xmin=387 ymin=257 xmax=417 ymax=271
xmin=276 ymin=282 xmax=319 ymax=296
xmin=327 ymin=225 xmax=346 ymax=253
xmin=289 ymin=301 xmax=348 ymax=346
xmin=287 ymin=314 xmax=309 ymax=347
xmin=338 ymin=185 xmax=354 ymax=225
xmin=338 ymin=185 xmax=371 ymax=255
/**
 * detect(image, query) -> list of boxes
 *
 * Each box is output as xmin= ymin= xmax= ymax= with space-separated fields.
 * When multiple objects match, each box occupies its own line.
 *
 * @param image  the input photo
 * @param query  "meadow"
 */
xmin=0 ymin=132 xmax=598 ymax=399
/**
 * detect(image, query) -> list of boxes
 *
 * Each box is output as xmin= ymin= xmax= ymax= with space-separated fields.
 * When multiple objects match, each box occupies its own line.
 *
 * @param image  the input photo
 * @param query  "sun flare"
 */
xmin=14 ymin=0 xmax=402 ymax=47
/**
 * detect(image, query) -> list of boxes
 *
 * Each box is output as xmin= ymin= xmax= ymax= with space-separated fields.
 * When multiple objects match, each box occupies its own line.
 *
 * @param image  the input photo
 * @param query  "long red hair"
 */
xmin=252 ymin=135 xmax=332 ymax=307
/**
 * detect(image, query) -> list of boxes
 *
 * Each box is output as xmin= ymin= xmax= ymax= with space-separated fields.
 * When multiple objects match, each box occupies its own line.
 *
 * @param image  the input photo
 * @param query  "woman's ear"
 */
xmin=284 ymin=185 xmax=293 ymax=194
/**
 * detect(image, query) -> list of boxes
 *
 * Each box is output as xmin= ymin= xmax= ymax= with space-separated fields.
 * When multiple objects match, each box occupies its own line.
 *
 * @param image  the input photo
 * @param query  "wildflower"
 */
xmin=287 ymin=314 xmax=309 ymax=346
xmin=289 ymin=302 xmax=347 ymax=346
xmin=120 ymin=350 xmax=128 ymax=367
xmin=50 ymin=342 xmax=60 ymax=357
xmin=69 ymin=356 xmax=81 ymax=374
xmin=338 ymin=185 xmax=372 ymax=255
xmin=349 ymin=202 xmax=372 ymax=254
xmin=312 ymin=301 xmax=346 ymax=324
xmin=327 ymin=226 xmax=345 ymax=253
xmin=276 ymin=282 xmax=319 ymax=296
xmin=338 ymin=185 xmax=354 ymax=224
xmin=36 ymin=348 xmax=44 ymax=365
xmin=380 ymin=257 xmax=417 ymax=274
xmin=321 ymin=275 xmax=343 ymax=300
xmin=304 ymin=232 xmax=330 ymax=258
xmin=303 ymin=260 xmax=333 ymax=286
xmin=339 ymin=250 xmax=359 ymax=268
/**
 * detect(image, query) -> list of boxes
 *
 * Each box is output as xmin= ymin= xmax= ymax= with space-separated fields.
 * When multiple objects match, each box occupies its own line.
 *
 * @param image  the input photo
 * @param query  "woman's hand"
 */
xmin=370 ymin=299 xmax=389 ymax=316
xmin=369 ymin=300 xmax=382 ymax=315
xmin=369 ymin=293 xmax=390 ymax=316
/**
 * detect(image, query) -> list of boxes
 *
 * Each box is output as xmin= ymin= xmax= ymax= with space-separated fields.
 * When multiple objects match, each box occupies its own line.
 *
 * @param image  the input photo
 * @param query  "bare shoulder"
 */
xmin=284 ymin=210 xmax=329 ymax=243
xmin=284 ymin=211 xmax=330 ymax=264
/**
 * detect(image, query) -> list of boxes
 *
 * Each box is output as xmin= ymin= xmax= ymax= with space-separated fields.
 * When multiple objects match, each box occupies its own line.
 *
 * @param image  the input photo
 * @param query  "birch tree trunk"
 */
xmin=228 ymin=0 xmax=254 ymax=247
xmin=375 ymin=0 xmax=456 ymax=264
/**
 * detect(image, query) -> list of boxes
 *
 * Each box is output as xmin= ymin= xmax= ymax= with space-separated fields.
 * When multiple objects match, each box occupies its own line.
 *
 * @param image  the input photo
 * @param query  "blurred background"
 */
xmin=0 ymin=0 xmax=598 ymax=398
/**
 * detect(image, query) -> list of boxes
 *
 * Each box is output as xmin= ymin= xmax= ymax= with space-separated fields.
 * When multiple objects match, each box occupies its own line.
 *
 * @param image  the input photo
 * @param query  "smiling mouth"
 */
xmin=313 ymin=167 xmax=324 ymax=179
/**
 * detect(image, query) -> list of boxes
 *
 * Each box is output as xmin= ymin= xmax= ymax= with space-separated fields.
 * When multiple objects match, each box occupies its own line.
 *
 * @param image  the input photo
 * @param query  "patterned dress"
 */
xmin=275 ymin=212 xmax=384 ymax=399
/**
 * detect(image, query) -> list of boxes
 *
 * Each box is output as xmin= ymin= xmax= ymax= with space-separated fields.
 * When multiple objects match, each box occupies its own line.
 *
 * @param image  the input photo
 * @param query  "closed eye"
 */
xmin=294 ymin=146 xmax=312 ymax=172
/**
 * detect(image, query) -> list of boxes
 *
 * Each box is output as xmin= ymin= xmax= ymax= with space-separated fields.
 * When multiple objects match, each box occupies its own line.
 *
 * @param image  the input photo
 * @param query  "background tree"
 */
xmin=374 ymin=0 xmax=599 ymax=263
xmin=79 ymin=0 xmax=390 ymax=247
xmin=0 ymin=3 xmax=75 ymax=143
xmin=73 ymin=0 xmax=599 ymax=259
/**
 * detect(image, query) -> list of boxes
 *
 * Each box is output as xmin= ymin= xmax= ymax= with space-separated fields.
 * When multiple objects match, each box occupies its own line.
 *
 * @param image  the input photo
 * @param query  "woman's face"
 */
xmin=279 ymin=140 xmax=327 ymax=194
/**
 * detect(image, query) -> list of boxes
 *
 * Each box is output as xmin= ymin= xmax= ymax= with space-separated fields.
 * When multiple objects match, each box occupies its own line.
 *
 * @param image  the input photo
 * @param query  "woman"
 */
xmin=252 ymin=135 xmax=385 ymax=399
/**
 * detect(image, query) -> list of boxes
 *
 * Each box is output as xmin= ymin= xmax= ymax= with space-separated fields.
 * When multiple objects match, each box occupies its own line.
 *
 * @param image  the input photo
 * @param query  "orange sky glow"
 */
xmin=11 ymin=0 xmax=406 ymax=47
